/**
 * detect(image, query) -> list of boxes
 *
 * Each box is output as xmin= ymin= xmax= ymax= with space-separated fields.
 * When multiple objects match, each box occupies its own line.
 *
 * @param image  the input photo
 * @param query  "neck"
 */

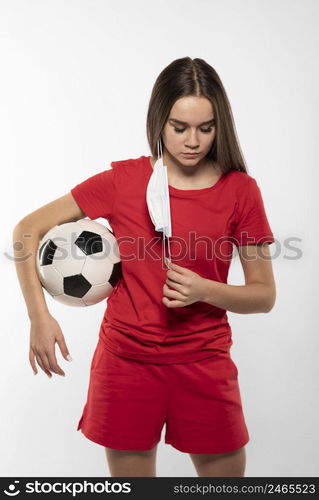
xmin=158 ymin=151 xmax=219 ymax=178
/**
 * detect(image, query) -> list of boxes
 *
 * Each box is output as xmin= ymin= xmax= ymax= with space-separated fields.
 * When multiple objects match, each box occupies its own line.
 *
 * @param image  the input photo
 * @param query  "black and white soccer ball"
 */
xmin=36 ymin=219 xmax=122 ymax=307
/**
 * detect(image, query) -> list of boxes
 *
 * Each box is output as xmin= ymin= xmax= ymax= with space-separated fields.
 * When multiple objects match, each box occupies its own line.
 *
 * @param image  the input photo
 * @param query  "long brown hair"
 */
xmin=146 ymin=57 xmax=248 ymax=174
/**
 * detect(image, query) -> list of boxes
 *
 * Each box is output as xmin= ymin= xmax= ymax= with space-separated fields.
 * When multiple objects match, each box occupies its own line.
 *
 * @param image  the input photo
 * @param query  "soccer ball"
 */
xmin=36 ymin=219 xmax=122 ymax=306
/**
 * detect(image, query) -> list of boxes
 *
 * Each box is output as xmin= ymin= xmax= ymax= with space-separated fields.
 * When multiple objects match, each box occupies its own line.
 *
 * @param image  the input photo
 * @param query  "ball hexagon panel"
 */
xmin=52 ymin=242 xmax=86 ymax=277
xmin=37 ymin=261 xmax=64 ymax=295
xmin=82 ymin=282 xmax=114 ymax=306
xmin=81 ymin=253 xmax=114 ymax=286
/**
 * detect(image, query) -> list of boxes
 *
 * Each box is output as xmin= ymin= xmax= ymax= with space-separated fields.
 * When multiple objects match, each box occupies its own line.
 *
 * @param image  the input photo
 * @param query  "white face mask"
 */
xmin=146 ymin=138 xmax=172 ymax=268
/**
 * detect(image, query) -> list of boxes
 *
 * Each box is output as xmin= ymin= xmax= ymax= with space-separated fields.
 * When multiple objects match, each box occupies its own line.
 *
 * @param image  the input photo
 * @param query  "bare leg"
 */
xmin=105 ymin=444 xmax=158 ymax=477
xmin=189 ymin=446 xmax=246 ymax=477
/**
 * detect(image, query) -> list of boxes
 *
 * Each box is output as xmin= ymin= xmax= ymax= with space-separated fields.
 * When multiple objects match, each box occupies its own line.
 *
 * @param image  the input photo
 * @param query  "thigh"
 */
xmin=77 ymin=339 xmax=168 ymax=451
xmin=105 ymin=444 xmax=158 ymax=477
xmin=164 ymin=352 xmax=250 ymax=454
xmin=189 ymin=446 xmax=246 ymax=477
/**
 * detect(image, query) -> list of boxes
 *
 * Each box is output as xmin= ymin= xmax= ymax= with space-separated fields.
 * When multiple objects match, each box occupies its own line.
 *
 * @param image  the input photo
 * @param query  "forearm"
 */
xmin=13 ymin=222 xmax=50 ymax=320
xmin=202 ymin=279 xmax=275 ymax=314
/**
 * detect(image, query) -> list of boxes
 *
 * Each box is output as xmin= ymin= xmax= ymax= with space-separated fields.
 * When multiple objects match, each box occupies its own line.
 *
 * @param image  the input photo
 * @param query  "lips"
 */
xmin=182 ymin=153 xmax=199 ymax=156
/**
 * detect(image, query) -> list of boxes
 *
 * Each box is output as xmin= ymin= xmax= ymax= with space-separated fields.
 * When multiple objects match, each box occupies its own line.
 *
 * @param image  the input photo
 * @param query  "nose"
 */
xmin=185 ymin=129 xmax=200 ymax=149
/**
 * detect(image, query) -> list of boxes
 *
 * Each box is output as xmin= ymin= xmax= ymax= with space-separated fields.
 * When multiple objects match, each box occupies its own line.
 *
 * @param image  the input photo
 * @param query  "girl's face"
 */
xmin=161 ymin=95 xmax=216 ymax=167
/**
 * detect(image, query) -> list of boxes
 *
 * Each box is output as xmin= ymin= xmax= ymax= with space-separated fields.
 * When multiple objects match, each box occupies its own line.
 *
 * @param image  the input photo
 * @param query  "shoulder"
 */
xmin=225 ymin=170 xmax=259 ymax=191
xmin=108 ymin=155 xmax=148 ymax=184
xmin=110 ymin=155 xmax=147 ymax=172
xmin=224 ymin=171 xmax=262 ymax=210
xmin=225 ymin=169 xmax=249 ymax=187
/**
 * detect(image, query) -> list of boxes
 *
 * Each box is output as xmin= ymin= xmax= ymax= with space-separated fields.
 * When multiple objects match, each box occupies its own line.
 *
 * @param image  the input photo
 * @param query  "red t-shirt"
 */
xmin=70 ymin=155 xmax=275 ymax=364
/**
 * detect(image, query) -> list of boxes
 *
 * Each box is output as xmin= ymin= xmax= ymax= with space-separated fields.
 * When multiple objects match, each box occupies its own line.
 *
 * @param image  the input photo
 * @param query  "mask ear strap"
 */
xmin=157 ymin=137 xmax=161 ymax=159
xmin=158 ymin=136 xmax=171 ymax=268
xmin=163 ymin=233 xmax=171 ymax=268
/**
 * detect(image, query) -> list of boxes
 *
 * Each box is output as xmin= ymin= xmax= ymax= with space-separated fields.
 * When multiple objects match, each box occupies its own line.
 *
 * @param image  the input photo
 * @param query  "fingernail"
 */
xmin=33 ymin=371 xmax=37 ymax=376
xmin=66 ymin=355 xmax=73 ymax=362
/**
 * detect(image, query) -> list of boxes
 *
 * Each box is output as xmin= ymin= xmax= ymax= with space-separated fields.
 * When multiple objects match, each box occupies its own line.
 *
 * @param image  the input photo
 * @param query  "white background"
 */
xmin=1 ymin=0 xmax=318 ymax=477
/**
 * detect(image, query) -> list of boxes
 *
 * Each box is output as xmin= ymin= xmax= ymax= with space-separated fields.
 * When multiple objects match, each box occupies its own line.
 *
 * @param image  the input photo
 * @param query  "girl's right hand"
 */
xmin=29 ymin=313 xmax=72 ymax=378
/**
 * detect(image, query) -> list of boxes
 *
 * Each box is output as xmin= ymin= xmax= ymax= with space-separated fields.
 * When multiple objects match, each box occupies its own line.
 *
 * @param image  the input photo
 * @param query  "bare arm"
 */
xmin=13 ymin=193 xmax=85 ymax=319
xmin=13 ymin=193 xmax=86 ymax=377
xmin=202 ymin=243 xmax=276 ymax=313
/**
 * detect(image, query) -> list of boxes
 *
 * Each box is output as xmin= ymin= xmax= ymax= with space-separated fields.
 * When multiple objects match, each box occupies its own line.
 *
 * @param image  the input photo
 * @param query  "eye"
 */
xmin=173 ymin=127 xmax=214 ymax=134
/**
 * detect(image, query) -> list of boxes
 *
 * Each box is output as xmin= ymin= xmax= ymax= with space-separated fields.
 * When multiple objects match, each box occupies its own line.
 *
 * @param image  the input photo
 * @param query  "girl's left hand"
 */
xmin=162 ymin=261 xmax=208 ymax=308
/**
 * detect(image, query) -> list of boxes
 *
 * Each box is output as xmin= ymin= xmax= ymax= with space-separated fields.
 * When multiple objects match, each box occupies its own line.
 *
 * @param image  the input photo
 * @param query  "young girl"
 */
xmin=13 ymin=57 xmax=276 ymax=477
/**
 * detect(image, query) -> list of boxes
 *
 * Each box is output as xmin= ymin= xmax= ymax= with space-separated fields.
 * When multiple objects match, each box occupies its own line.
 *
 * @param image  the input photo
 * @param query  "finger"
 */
xmin=163 ymin=283 xmax=185 ymax=301
xmin=166 ymin=278 xmax=188 ymax=296
xmin=47 ymin=351 xmax=65 ymax=376
xmin=41 ymin=352 xmax=53 ymax=374
xmin=29 ymin=347 xmax=38 ymax=375
xmin=55 ymin=335 xmax=72 ymax=363
xmin=167 ymin=262 xmax=186 ymax=274
xmin=35 ymin=353 xmax=52 ymax=378
xmin=167 ymin=269 xmax=185 ymax=284
xmin=162 ymin=296 xmax=185 ymax=308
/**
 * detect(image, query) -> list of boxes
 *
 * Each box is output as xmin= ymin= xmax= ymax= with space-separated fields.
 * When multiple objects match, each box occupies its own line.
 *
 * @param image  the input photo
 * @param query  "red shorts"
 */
xmin=77 ymin=339 xmax=250 ymax=454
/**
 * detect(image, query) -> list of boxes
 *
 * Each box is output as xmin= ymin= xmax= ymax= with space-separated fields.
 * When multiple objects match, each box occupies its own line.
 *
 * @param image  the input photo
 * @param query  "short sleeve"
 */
xmin=232 ymin=176 xmax=275 ymax=246
xmin=70 ymin=166 xmax=116 ymax=222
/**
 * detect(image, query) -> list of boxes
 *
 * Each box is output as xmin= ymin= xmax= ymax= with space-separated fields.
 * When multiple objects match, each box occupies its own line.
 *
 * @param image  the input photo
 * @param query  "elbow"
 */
xmin=263 ymin=286 xmax=276 ymax=313
xmin=13 ymin=217 xmax=29 ymax=232
xmin=13 ymin=216 xmax=34 ymax=234
xmin=12 ymin=217 xmax=35 ymax=245
xmin=263 ymin=303 xmax=275 ymax=313
xmin=13 ymin=220 xmax=24 ymax=238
